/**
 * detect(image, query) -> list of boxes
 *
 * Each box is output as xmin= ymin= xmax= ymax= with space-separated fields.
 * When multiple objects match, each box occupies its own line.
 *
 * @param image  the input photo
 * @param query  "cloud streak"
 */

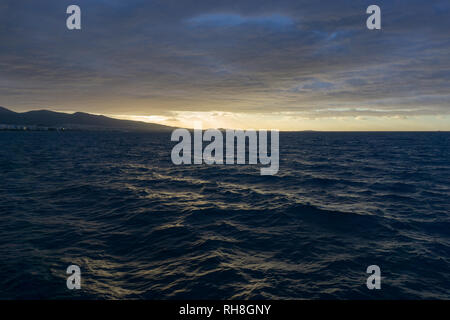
xmin=187 ymin=13 xmax=294 ymax=28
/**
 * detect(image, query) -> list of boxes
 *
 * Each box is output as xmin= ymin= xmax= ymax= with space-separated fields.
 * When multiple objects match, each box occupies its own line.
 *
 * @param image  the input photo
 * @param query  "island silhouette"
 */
xmin=0 ymin=106 xmax=174 ymax=131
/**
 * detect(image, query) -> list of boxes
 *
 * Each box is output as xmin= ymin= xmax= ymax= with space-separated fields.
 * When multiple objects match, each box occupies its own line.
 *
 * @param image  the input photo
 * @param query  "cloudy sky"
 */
xmin=0 ymin=0 xmax=449 ymax=130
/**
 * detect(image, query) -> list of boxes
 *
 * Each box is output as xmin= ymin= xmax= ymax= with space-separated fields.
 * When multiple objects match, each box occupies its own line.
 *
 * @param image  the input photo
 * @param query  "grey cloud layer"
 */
xmin=0 ymin=0 xmax=449 ymax=117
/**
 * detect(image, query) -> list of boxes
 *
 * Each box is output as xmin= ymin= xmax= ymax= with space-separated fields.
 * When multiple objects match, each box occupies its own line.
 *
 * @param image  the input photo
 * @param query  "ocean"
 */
xmin=0 ymin=131 xmax=449 ymax=299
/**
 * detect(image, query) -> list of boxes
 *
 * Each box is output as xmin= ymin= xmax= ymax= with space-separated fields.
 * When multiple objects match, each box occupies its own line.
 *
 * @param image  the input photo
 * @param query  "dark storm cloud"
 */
xmin=0 ymin=0 xmax=449 ymax=117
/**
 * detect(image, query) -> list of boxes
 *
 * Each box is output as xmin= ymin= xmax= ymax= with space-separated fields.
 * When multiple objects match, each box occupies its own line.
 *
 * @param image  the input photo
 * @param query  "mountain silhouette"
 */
xmin=0 ymin=106 xmax=174 ymax=131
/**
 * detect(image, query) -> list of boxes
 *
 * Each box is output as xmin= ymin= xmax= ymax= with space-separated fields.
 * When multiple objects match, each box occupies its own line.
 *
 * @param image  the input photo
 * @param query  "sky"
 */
xmin=0 ymin=0 xmax=449 ymax=130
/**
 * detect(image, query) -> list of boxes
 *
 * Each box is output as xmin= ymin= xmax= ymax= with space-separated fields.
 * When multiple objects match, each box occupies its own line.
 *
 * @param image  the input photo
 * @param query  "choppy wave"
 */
xmin=0 ymin=131 xmax=449 ymax=299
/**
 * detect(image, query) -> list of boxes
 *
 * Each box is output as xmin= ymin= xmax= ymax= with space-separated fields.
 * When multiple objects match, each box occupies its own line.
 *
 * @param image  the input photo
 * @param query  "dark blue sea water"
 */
xmin=0 ymin=131 xmax=449 ymax=299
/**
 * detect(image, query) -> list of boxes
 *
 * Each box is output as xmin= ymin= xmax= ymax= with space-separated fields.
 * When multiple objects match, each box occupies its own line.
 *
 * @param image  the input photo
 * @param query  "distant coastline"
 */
xmin=1 ymin=107 xmax=448 ymax=133
xmin=0 ymin=124 xmax=65 ymax=131
xmin=0 ymin=106 xmax=174 ymax=132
